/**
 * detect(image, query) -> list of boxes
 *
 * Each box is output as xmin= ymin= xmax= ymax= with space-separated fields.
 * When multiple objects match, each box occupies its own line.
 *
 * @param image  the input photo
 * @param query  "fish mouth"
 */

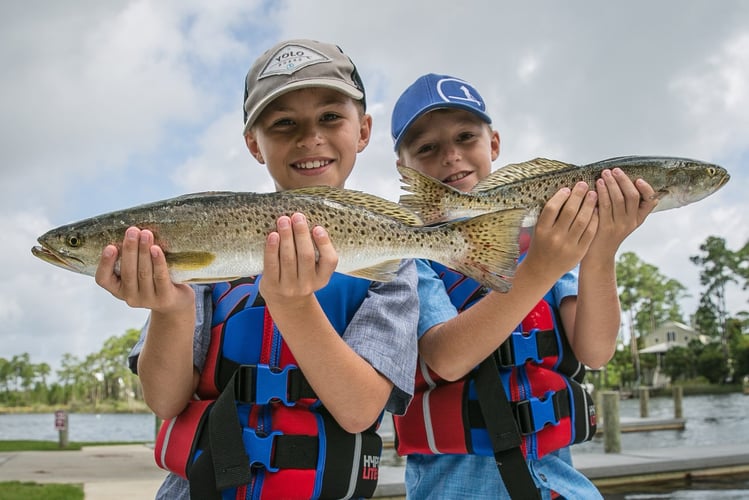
xmin=31 ymin=245 xmax=84 ymax=272
xmin=718 ymin=172 xmax=731 ymax=188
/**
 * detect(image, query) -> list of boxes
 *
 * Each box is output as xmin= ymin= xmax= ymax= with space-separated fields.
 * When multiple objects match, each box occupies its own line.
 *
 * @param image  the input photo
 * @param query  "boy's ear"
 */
xmin=491 ymin=129 xmax=501 ymax=161
xmin=357 ymin=114 xmax=373 ymax=153
xmin=245 ymin=133 xmax=265 ymax=164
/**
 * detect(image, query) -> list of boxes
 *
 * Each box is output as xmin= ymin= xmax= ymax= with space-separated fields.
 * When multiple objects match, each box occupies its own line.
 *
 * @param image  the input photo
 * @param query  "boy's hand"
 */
xmin=587 ymin=168 xmax=658 ymax=258
xmin=94 ymin=227 xmax=195 ymax=314
xmin=259 ymin=213 xmax=338 ymax=305
xmin=524 ymin=181 xmax=599 ymax=277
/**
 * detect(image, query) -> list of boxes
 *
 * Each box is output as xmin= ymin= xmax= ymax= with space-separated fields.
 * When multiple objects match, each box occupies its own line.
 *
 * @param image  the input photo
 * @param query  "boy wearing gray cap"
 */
xmin=96 ymin=40 xmax=418 ymax=499
xmin=390 ymin=73 xmax=657 ymax=499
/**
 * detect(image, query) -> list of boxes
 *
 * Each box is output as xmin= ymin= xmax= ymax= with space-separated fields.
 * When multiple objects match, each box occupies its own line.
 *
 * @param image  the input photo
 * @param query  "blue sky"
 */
xmin=2 ymin=0 xmax=748 ymax=373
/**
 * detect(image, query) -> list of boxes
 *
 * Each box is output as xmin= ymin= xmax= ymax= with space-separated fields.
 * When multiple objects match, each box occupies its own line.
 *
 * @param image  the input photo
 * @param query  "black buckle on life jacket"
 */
xmin=513 ymin=388 xmax=570 ymax=435
xmin=497 ymin=329 xmax=557 ymax=367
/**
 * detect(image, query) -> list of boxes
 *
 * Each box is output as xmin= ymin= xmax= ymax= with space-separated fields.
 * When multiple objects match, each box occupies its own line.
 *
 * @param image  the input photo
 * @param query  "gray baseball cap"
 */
xmin=243 ymin=39 xmax=366 ymax=133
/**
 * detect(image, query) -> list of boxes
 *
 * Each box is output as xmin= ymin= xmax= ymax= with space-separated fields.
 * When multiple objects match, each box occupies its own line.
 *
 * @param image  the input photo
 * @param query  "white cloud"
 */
xmin=3 ymin=0 xmax=748 ymax=374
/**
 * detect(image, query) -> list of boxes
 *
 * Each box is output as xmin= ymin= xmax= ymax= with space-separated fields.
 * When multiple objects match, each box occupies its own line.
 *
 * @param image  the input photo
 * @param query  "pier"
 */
xmin=373 ymin=443 xmax=749 ymax=497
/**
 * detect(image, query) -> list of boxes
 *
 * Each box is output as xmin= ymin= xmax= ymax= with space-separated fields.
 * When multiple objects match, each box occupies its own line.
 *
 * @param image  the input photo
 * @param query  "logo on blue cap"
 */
xmin=391 ymin=73 xmax=491 ymax=151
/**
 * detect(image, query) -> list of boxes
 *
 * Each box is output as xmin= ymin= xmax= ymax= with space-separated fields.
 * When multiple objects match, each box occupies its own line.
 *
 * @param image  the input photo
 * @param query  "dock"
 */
xmin=1 ymin=441 xmax=747 ymax=499
xmin=598 ymin=415 xmax=686 ymax=433
xmin=373 ymin=443 xmax=749 ymax=498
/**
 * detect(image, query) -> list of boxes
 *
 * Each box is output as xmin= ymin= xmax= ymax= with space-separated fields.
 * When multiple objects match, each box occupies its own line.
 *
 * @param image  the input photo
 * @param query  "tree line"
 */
xmin=1 ymin=236 xmax=747 ymax=410
xmin=608 ymin=236 xmax=749 ymax=388
xmin=0 ymin=329 xmax=142 ymax=409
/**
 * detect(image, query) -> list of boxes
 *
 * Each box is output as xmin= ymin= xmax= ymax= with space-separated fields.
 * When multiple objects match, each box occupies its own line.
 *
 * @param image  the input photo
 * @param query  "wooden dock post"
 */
xmin=602 ymin=391 xmax=621 ymax=454
xmin=673 ymin=386 xmax=683 ymax=419
xmin=639 ymin=386 xmax=649 ymax=418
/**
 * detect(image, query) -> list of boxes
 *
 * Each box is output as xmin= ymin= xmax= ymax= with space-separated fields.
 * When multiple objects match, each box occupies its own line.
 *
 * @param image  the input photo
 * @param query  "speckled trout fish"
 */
xmin=398 ymin=156 xmax=730 ymax=225
xmin=32 ymin=186 xmax=526 ymax=292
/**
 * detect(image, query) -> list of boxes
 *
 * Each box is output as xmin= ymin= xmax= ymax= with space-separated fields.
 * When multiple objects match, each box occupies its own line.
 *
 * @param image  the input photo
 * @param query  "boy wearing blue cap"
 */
xmin=390 ymin=73 xmax=658 ymax=499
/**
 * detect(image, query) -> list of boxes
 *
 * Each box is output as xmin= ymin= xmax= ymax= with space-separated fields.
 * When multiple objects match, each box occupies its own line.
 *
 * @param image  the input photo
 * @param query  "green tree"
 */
xmin=663 ymin=345 xmax=697 ymax=381
xmin=696 ymin=345 xmax=731 ymax=384
xmin=616 ymin=252 xmax=688 ymax=385
xmin=690 ymin=236 xmax=745 ymax=369
xmin=0 ymin=357 xmax=11 ymax=402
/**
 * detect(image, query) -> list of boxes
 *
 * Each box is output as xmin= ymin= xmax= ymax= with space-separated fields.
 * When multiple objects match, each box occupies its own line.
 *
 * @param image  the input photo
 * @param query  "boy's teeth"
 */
xmin=444 ymin=172 xmax=468 ymax=182
xmin=296 ymin=160 xmax=328 ymax=169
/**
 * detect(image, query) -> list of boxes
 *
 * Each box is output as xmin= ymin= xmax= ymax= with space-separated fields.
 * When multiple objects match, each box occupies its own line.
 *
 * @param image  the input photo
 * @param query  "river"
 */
xmin=1 ymin=393 xmax=748 ymax=497
xmin=0 ymin=412 xmax=156 ymax=442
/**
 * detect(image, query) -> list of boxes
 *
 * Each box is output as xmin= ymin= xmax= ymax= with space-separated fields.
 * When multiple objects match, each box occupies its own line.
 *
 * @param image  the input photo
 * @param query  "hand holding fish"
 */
xmin=94 ymin=227 xmax=196 ymax=314
xmin=586 ymin=168 xmax=658 ymax=260
xmin=523 ymin=181 xmax=598 ymax=278
xmin=259 ymin=213 xmax=338 ymax=306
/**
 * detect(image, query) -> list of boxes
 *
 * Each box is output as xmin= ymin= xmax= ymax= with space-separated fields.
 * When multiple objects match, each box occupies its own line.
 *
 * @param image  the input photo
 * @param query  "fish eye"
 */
xmin=707 ymin=167 xmax=716 ymax=175
xmin=66 ymin=233 xmax=84 ymax=247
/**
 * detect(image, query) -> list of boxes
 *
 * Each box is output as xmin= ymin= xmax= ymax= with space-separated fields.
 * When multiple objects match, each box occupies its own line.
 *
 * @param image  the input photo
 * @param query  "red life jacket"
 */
xmin=155 ymin=273 xmax=383 ymax=499
xmin=393 ymin=262 xmax=597 ymax=460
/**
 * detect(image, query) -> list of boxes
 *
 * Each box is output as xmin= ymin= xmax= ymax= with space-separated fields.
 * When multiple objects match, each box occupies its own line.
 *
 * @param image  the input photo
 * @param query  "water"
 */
xmin=0 ymin=412 xmax=156 ymax=442
xmin=1 ymin=394 xmax=747 ymax=496
xmin=575 ymin=392 xmax=749 ymax=453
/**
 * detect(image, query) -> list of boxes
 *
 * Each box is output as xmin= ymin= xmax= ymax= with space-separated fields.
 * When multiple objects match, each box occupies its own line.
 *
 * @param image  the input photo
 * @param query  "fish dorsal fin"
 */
xmin=288 ymin=186 xmax=423 ymax=226
xmin=397 ymin=164 xmax=463 ymax=223
xmin=345 ymin=260 xmax=402 ymax=282
xmin=473 ymin=158 xmax=577 ymax=192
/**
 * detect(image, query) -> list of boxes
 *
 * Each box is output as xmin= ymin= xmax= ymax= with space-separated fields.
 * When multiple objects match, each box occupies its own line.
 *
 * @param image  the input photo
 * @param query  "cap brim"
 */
xmin=243 ymin=79 xmax=364 ymax=134
xmin=393 ymin=102 xmax=492 ymax=151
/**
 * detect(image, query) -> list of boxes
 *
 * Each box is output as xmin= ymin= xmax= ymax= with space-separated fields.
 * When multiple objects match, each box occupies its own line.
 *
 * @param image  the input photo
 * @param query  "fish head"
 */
xmin=31 ymin=219 xmax=122 ymax=277
xmin=652 ymin=159 xmax=730 ymax=211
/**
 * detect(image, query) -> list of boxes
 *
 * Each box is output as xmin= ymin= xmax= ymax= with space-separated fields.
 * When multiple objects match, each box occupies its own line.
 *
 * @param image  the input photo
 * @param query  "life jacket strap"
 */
xmin=475 ymin=356 xmax=542 ymax=499
xmin=234 ymin=364 xmax=317 ymax=405
xmin=467 ymin=387 xmax=571 ymax=436
xmin=497 ymin=329 xmax=558 ymax=367
xmin=242 ymin=428 xmax=318 ymax=471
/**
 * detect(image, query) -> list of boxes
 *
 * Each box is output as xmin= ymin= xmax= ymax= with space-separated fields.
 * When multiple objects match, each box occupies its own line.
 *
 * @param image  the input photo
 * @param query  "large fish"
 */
xmin=32 ymin=186 xmax=526 ymax=292
xmin=398 ymin=156 xmax=730 ymax=225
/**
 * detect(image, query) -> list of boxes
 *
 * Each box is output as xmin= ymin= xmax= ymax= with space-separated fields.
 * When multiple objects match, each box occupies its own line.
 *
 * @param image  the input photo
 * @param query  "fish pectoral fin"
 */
xmin=346 ymin=260 xmax=402 ymax=282
xmin=164 ymin=251 xmax=216 ymax=270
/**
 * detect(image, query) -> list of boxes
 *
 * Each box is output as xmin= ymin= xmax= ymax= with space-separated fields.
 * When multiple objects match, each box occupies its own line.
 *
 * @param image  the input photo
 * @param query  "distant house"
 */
xmin=639 ymin=320 xmax=705 ymax=354
xmin=638 ymin=320 xmax=708 ymax=387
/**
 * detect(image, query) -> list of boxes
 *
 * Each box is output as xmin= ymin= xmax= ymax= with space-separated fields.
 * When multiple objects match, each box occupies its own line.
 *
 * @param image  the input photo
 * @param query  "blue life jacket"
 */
xmin=155 ymin=273 xmax=383 ymax=499
xmin=394 ymin=261 xmax=596 ymax=460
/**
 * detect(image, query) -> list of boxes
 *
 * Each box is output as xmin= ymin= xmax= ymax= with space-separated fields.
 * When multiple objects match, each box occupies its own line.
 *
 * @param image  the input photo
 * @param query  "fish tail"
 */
xmin=448 ymin=208 xmax=526 ymax=292
xmin=398 ymin=164 xmax=456 ymax=224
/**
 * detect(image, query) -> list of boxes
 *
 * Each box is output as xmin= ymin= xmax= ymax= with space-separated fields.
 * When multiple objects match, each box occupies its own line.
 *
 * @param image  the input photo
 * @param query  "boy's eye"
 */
xmin=457 ymin=132 xmax=476 ymax=142
xmin=415 ymin=143 xmax=436 ymax=155
xmin=320 ymin=112 xmax=341 ymax=122
xmin=271 ymin=118 xmax=294 ymax=128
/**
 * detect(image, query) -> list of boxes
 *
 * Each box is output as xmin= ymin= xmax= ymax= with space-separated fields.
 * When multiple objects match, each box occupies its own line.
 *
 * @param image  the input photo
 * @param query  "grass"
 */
xmin=0 ymin=481 xmax=83 ymax=500
xmin=0 ymin=440 xmax=146 ymax=452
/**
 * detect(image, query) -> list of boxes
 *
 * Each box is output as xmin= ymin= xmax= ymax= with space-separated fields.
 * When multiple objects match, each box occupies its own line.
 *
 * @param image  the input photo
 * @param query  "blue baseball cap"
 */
xmin=391 ymin=73 xmax=491 ymax=151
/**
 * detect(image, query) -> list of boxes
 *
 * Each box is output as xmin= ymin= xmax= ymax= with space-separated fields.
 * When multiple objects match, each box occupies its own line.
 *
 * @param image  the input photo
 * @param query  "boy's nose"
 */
xmin=296 ymin=127 xmax=324 ymax=148
xmin=443 ymin=147 xmax=461 ymax=165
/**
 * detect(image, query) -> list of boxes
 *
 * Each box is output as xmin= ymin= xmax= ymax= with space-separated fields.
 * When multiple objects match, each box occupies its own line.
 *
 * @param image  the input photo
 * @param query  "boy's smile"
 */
xmin=246 ymin=87 xmax=371 ymax=191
